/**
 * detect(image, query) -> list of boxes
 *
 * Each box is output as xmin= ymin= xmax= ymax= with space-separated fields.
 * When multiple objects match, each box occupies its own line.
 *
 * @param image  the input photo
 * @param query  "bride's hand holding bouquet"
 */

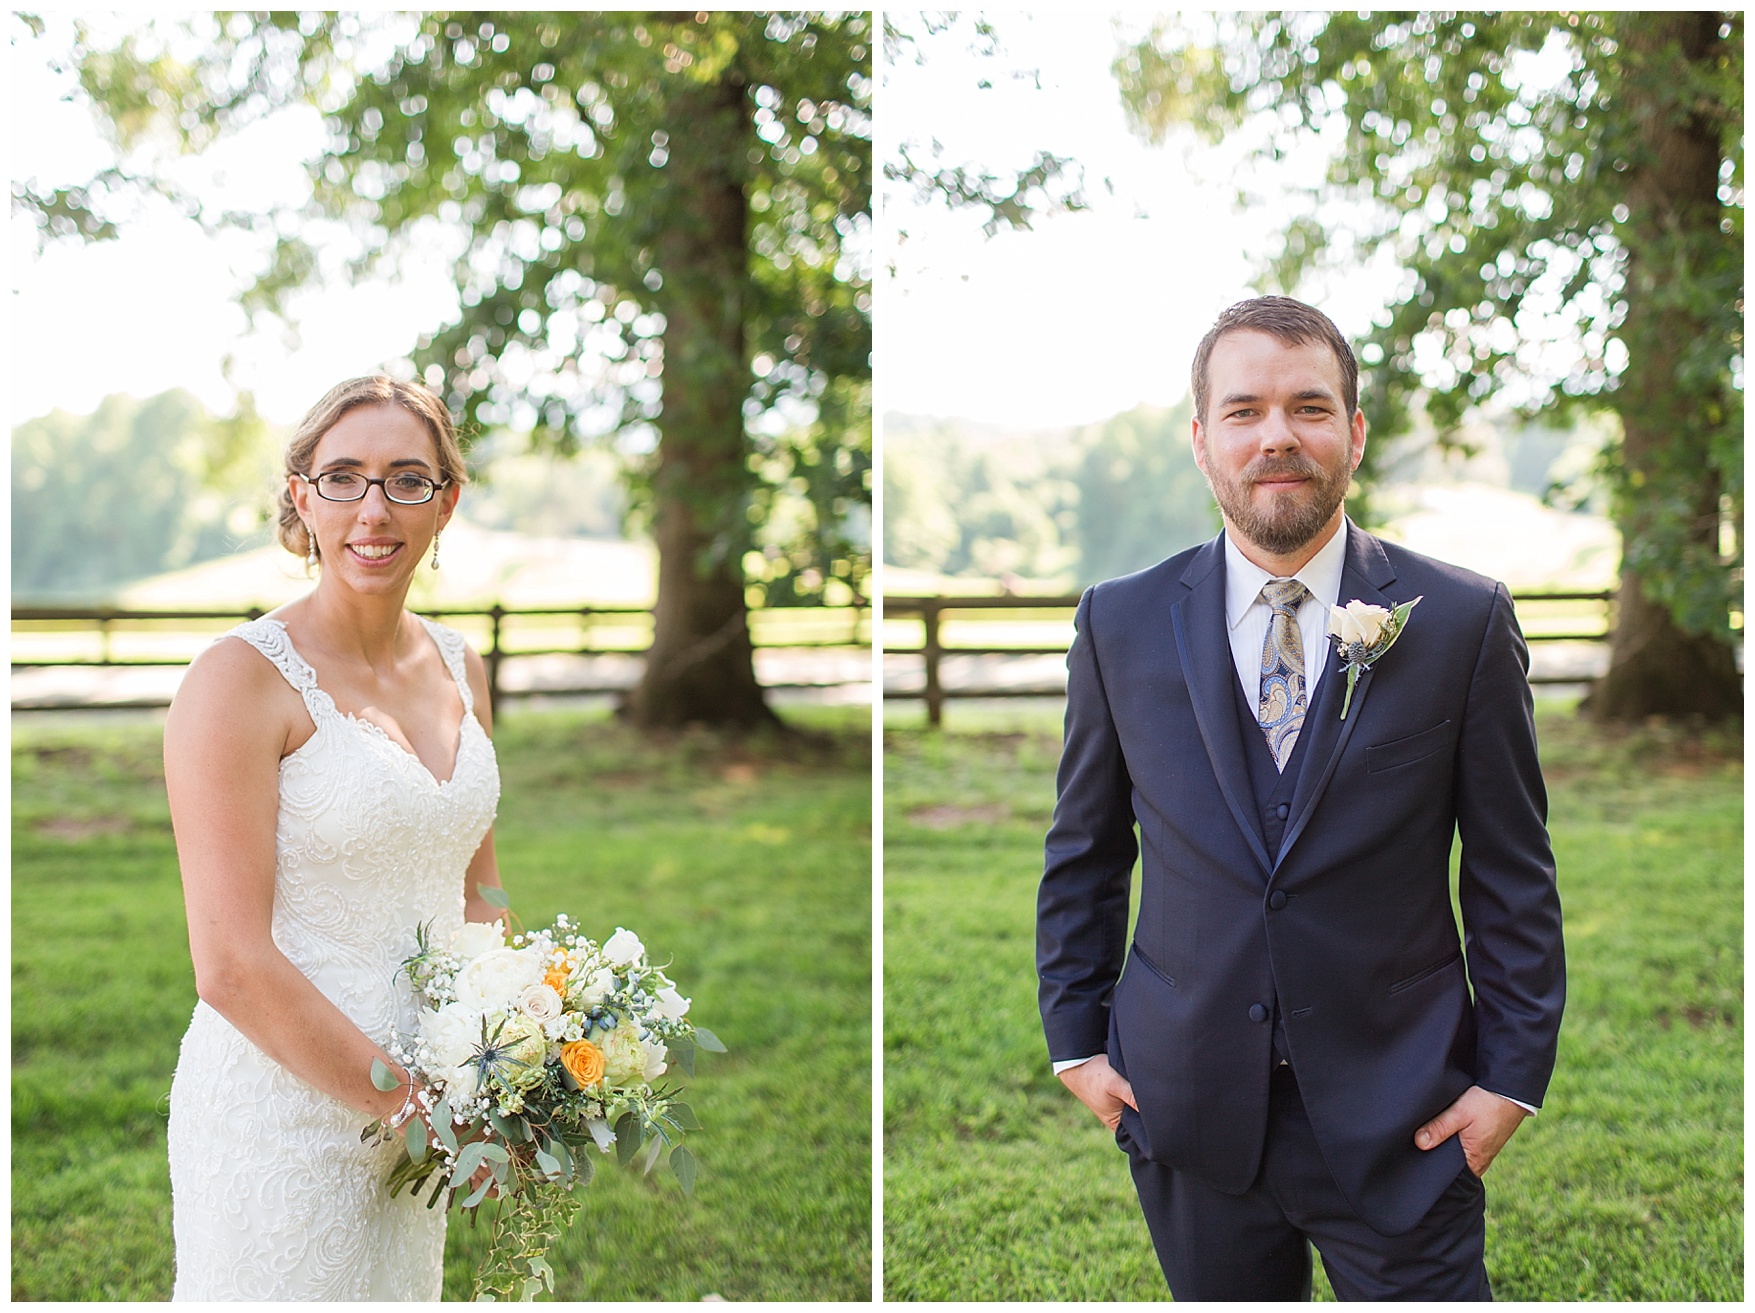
xmin=364 ymin=900 xmax=723 ymax=1301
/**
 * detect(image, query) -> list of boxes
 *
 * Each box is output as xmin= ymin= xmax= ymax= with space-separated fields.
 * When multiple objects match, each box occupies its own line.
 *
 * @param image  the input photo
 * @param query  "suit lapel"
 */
xmin=1275 ymin=524 xmax=1398 ymax=868
xmin=1170 ymin=537 xmax=1274 ymax=877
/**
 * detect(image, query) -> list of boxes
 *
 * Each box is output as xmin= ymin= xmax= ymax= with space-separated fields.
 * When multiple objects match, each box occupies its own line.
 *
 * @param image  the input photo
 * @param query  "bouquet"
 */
xmin=364 ymin=900 xmax=724 ymax=1301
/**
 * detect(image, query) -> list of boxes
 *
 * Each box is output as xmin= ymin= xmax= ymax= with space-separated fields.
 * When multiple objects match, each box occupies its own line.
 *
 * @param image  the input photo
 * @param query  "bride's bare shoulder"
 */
xmin=167 ymin=632 xmax=308 ymax=757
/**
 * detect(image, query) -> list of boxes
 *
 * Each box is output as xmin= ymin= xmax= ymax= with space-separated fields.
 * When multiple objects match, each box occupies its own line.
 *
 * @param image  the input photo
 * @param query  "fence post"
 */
xmin=923 ymin=600 xmax=943 ymax=727
xmin=488 ymin=605 xmax=504 ymax=721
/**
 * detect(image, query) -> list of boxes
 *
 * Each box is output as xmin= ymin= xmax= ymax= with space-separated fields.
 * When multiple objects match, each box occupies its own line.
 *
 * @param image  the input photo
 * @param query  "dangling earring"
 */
xmin=430 ymin=531 xmax=441 ymax=571
xmin=305 ymin=523 xmax=319 ymax=567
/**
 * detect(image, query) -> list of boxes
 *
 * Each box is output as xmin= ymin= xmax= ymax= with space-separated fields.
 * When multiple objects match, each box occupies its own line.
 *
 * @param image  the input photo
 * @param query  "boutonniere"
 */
xmin=1326 ymin=597 xmax=1422 ymax=720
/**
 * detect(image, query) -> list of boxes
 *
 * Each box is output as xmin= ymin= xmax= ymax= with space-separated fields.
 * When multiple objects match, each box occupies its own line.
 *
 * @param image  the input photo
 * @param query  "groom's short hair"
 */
xmin=1192 ymin=297 xmax=1360 ymax=424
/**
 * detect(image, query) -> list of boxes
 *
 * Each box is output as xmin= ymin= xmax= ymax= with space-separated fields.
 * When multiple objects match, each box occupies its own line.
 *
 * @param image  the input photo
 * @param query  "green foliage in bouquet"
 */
xmin=362 ymin=899 xmax=726 ymax=1301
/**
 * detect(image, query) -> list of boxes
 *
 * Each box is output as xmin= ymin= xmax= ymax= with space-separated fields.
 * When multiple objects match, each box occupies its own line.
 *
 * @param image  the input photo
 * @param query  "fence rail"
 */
xmin=11 ymin=603 xmax=871 ymax=713
xmin=883 ymin=590 xmax=1617 ymax=725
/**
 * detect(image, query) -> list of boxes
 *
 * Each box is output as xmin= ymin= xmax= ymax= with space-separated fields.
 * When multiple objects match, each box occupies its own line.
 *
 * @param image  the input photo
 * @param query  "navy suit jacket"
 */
xmin=1038 ymin=524 xmax=1565 ymax=1236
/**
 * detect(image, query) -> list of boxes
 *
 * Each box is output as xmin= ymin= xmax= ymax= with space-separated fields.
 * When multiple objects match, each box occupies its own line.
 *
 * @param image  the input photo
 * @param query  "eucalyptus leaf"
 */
xmin=636 ymin=1130 xmax=665 ymax=1176
xmin=403 ymin=1118 xmax=428 ymax=1163
xmin=615 ymin=1113 xmax=642 ymax=1167
xmin=461 ymin=1175 xmax=494 ymax=1209
xmin=670 ymin=1143 xmax=697 ymax=1194
xmin=370 ymin=1057 xmax=401 ymax=1092
xmin=535 ymin=1145 xmax=561 ymax=1178
xmin=669 ymin=1036 xmax=696 ymax=1077
xmin=574 ymin=1148 xmax=596 ymax=1188
xmin=480 ymin=885 xmax=511 ymax=909
xmin=478 ymin=1141 xmax=510 ymax=1164
xmin=663 ymin=1102 xmax=702 ymax=1132
xmin=693 ymin=1027 xmax=727 ymax=1054
xmin=450 ymin=1141 xmax=487 ymax=1188
xmin=431 ymin=1099 xmax=458 ymax=1154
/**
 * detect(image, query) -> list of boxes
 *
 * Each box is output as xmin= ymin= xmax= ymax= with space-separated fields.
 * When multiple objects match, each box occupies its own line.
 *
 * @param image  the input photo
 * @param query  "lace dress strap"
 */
xmin=418 ymin=617 xmax=475 ymax=715
xmin=223 ymin=618 xmax=335 ymax=721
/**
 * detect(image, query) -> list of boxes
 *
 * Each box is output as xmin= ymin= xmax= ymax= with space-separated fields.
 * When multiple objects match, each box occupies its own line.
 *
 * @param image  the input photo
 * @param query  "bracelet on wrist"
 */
xmin=385 ymin=1078 xmax=419 ymax=1130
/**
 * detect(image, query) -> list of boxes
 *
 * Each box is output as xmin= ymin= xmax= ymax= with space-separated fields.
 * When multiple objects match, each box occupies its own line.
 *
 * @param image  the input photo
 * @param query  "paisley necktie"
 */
xmin=1257 ymin=579 xmax=1310 ymax=772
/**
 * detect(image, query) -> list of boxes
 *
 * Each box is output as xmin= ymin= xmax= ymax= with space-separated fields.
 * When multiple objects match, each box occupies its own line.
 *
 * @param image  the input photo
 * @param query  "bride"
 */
xmin=164 ymin=376 xmax=502 ymax=1300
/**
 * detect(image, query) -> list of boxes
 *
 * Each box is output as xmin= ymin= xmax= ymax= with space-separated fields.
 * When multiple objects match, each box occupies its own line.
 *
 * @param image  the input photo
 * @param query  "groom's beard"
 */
xmin=1202 ymin=446 xmax=1352 ymax=557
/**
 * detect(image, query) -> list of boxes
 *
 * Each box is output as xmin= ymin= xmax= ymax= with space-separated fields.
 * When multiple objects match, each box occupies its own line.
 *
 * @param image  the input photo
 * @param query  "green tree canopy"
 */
xmin=33 ymin=11 xmax=872 ymax=726
xmin=1073 ymin=401 xmax=1219 ymax=586
xmin=12 ymin=390 xmax=275 ymax=599
xmin=1118 ymin=10 xmax=1743 ymax=717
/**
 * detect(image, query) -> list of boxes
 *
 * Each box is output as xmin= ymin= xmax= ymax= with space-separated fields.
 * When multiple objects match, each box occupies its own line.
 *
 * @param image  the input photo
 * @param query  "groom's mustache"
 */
xmin=1244 ymin=455 xmax=1326 ymax=486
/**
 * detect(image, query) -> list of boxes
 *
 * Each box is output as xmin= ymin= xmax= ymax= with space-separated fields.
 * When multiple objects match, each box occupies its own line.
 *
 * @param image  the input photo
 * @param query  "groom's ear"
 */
xmin=1191 ymin=419 xmax=1209 ymax=477
xmin=1348 ymin=407 xmax=1367 ymax=472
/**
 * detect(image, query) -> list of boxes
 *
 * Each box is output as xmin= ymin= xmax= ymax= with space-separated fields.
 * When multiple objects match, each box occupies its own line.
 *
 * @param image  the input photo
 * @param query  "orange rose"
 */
xmin=559 ymin=1039 xmax=605 ymax=1088
xmin=543 ymin=965 xmax=570 ymax=996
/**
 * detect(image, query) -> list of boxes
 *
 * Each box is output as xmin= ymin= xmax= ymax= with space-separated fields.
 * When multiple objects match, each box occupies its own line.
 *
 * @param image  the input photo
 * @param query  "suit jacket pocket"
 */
xmin=1389 ymin=948 xmax=1462 ymax=994
xmin=1366 ymin=719 xmax=1453 ymax=773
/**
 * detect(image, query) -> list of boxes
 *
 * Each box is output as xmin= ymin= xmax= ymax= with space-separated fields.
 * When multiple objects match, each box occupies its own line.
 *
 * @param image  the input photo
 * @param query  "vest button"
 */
xmin=1248 ymin=1003 xmax=1269 ymax=1023
xmin=1277 ymin=803 xmax=1290 ymax=820
xmin=1269 ymin=891 xmax=1287 ymax=910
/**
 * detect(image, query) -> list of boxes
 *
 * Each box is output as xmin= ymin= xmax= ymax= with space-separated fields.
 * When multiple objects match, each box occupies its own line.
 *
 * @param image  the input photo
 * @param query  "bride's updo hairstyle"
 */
xmin=277 ymin=376 xmax=468 ymax=561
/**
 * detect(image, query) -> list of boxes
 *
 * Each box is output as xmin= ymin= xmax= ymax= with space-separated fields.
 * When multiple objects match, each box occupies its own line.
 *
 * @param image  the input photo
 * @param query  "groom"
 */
xmin=1037 ymin=296 xmax=1565 ymax=1300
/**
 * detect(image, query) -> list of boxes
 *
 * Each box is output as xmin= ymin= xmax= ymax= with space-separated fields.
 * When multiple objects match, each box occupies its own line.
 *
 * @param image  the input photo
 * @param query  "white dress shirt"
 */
xmin=1052 ymin=521 xmax=1537 ymax=1115
xmin=1221 ymin=519 xmax=1348 ymax=711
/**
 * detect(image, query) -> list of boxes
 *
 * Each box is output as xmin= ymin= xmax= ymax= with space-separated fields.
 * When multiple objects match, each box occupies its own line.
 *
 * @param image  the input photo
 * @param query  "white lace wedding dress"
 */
xmin=168 ymin=616 xmax=500 ymax=1301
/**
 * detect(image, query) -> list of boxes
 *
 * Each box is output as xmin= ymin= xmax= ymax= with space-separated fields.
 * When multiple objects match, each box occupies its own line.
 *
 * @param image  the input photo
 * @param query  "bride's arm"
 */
xmin=164 ymin=639 xmax=413 ymax=1122
xmin=460 ymin=642 xmax=505 ymax=925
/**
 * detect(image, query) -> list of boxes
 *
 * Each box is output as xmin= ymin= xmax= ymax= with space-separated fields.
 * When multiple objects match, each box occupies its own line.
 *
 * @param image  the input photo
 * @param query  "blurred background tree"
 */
xmin=12 ymin=391 xmax=275 ymax=600
xmin=20 ymin=11 xmax=872 ymax=728
xmin=1116 ymin=11 xmax=1743 ymax=719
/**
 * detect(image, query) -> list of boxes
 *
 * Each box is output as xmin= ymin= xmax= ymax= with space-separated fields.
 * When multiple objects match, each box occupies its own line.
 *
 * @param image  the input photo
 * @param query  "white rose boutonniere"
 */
xmin=1327 ymin=596 xmax=1422 ymax=720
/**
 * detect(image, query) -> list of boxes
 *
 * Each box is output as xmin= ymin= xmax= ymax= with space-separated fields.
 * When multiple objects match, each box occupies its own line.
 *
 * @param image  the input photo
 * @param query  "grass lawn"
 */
xmin=12 ymin=704 xmax=871 ymax=1302
xmin=882 ymin=700 xmax=1741 ymax=1301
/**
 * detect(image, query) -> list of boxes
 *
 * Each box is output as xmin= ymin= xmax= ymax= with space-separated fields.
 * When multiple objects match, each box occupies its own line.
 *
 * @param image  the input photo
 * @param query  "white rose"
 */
xmin=599 ymin=1020 xmax=651 ymax=1087
xmin=517 ymin=983 xmax=564 ymax=1023
xmin=1328 ymin=603 xmax=1362 ymax=646
xmin=454 ymin=947 xmax=544 ymax=1013
xmin=419 ymin=1003 xmax=485 ymax=1101
xmin=602 ymin=927 xmax=645 ymax=967
xmin=577 ymin=967 xmax=616 ymax=1010
xmin=451 ymin=920 xmax=506 ymax=962
xmin=420 ymin=1002 xmax=481 ymax=1068
xmin=640 ymin=1035 xmax=668 ymax=1081
xmin=1344 ymin=599 xmax=1390 ymax=646
xmin=654 ymin=985 xmax=691 ymax=1021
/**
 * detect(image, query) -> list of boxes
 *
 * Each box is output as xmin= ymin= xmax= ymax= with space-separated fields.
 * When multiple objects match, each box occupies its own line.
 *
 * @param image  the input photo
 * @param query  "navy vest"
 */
xmin=1230 ymin=662 xmax=1338 ymax=1067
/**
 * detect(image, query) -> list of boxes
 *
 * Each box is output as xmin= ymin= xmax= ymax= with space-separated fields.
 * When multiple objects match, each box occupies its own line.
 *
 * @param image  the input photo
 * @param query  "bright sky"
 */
xmin=880 ymin=13 xmax=1402 ymax=429
xmin=8 ymin=14 xmax=462 ymax=428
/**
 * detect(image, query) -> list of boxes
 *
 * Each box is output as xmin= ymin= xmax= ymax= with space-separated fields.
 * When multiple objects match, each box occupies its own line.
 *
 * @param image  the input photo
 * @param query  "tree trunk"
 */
xmin=1587 ymin=566 xmax=1741 ymax=719
xmin=623 ymin=72 xmax=776 ymax=729
xmin=1585 ymin=12 xmax=1742 ymax=720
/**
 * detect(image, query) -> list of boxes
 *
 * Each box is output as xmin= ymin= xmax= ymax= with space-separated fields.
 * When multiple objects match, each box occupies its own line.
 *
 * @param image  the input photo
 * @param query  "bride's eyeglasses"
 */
xmin=300 ymin=471 xmax=450 ymax=504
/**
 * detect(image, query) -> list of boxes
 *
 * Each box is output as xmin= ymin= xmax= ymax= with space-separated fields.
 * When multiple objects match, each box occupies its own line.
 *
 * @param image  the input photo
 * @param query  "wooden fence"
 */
xmin=883 ymin=590 xmax=1617 ymax=725
xmin=11 ymin=603 xmax=871 ymax=714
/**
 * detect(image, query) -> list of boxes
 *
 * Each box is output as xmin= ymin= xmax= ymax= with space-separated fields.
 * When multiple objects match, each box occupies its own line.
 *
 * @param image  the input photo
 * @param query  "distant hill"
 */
xmin=12 ymin=391 xmax=279 ymax=602
xmin=882 ymin=404 xmax=1617 ymax=593
xmin=13 ymin=390 xmax=636 ymax=605
xmin=882 ymin=402 xmax=1218 ymax=590
xmin=115 ymin=514 xmax=657 ymax=610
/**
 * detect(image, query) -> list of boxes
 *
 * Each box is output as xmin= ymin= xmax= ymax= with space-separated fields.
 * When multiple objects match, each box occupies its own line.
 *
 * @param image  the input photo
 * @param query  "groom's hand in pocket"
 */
xmin=1058 ymin=1054 xmax=1137 ymax=1131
